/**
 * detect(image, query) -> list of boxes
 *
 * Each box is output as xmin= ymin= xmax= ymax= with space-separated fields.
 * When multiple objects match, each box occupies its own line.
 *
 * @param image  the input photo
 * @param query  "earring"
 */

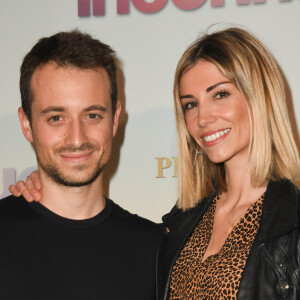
xmin=196 ymin=149 xmax=205 ymax=155
xmin=193 ymin=144 xmax=205 ymax=155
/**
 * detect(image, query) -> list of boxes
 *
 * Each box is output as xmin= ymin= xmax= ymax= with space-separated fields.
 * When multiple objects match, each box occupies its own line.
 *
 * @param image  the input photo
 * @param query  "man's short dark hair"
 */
xmin=20 ymin=29 xmax=117 ymax=122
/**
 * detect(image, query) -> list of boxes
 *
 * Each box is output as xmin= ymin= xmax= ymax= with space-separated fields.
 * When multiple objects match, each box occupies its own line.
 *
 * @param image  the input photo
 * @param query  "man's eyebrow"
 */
xmin=83 ymin=105 xmax=107 ymax=113
xmin=40 ymin=105 xmax=108 ymax=115
xmin=40 ymin=107 xmax=65 ymax=115
xmin=206 ymin=81 xmax=231 ymax=92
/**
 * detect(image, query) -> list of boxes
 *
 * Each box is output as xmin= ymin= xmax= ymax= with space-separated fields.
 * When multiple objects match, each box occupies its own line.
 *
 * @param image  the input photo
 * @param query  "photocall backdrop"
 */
xmin=0 ymin=0 xmax=299 ymax=222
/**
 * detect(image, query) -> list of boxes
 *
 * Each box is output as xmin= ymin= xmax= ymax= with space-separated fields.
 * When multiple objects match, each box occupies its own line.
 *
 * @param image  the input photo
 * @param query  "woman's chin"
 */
xmin=205 ymin=153 xmax=228 ymax=164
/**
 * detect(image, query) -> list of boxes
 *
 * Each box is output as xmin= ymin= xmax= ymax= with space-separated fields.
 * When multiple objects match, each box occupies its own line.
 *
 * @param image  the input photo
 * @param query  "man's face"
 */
xmin=19 ymin=63 xmax=120 ymax=187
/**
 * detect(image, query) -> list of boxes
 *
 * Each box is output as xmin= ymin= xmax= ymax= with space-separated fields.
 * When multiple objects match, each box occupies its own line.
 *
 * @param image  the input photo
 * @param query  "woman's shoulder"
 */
xmin=266 ymin=179 xmax=299 ymax=201
xmin=264 ymin=179 xmax=300 ymax=229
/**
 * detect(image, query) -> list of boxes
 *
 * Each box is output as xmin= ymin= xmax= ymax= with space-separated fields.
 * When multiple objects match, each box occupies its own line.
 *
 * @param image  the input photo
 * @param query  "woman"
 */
xmin=10 ymin=27 xmax=300 ymax=299
xmin=156 ymin=27 xmax=300 ymax=300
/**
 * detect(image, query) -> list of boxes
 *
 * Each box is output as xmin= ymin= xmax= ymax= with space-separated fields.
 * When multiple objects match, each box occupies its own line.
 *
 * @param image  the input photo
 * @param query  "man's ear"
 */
xmin=18 ymin=107 xmax=33 ymax=143
xmin=112 ymin=101 xmax=121 ymax=137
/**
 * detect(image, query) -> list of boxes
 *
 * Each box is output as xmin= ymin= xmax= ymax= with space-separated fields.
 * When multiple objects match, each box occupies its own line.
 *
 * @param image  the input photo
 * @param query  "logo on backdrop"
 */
xmin=0 ymin=167 xmax=37 ymax=199
xmin=155 ymin=157 xmax=178 ymax=178
xmin=78 ymin=0 xmax=292 ymax=16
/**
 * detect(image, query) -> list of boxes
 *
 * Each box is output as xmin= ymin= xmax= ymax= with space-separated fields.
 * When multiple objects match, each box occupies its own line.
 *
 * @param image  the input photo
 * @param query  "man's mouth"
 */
xmin=60 ymin=152 xmax=94 ymax=163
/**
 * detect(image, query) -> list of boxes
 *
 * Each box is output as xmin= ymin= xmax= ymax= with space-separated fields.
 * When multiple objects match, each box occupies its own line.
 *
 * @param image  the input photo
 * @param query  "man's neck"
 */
xmin=38 ymin=172 xmax=105 ymax=220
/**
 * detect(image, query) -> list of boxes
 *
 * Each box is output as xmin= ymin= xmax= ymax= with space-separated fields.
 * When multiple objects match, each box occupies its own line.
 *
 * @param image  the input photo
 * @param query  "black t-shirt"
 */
xmin=0 ymin=195 xmax=161 ymax=300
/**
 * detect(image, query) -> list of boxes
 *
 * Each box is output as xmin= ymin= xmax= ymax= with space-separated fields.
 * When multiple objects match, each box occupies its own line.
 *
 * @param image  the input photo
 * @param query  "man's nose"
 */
xmin=65 ymin=120 xmax=88 ymax=147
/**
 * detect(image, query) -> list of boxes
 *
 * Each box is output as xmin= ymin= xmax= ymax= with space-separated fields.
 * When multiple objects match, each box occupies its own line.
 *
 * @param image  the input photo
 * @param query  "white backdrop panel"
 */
xmin=0 ymin=0 xmax=299 ymax=222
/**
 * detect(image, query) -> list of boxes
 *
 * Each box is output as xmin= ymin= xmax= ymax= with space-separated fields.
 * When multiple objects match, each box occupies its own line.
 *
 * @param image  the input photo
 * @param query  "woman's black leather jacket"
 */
xmin=156 ymin=180 xmax=300 ymax=299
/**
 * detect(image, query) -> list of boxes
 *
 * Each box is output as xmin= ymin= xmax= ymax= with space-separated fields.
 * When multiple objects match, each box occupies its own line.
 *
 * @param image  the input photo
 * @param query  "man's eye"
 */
xmin=215 ymin=90 xmax=229 ymax=99
xmin=48 ymin=116 xmax=62 ymax=122
xmin=183 ymin=102 xmax=197 ymax=111
xmin=87 ymin=114 xmax=100 ymax=119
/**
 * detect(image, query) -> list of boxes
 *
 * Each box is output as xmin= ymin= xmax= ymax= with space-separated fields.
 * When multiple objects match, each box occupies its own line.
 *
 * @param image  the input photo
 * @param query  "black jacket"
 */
xmin=156 ymin=180 xmax=300 ymax=299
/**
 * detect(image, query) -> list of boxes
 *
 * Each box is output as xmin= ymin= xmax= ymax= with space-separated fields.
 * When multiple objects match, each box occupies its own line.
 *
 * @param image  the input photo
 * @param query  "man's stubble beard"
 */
xmin=35 ymin=143 xmax=105 ymax=187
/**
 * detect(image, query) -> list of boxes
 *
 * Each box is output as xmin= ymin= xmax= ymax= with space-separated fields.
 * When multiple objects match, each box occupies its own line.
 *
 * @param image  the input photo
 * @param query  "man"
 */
xmin=0 ymin=30 xmax=161 ymax=299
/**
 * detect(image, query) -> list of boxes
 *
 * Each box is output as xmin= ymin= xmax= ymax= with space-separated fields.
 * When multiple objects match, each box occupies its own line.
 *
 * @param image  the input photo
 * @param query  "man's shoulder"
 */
xmin=107 ymin=198 xmax=162 ymax=236
xmin=0 ymin=195 xmax=28 ymax=214
xmin=0 ymin=195 xmax=36 ymax=228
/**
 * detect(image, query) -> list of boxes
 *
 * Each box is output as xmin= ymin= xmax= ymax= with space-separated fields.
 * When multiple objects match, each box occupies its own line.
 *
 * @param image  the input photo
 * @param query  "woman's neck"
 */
xmin=221 ymin=158 xmax=267 ymax=209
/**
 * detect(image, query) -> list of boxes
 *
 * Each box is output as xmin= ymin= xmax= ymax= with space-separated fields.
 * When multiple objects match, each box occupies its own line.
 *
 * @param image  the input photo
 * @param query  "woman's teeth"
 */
xmin=203 ymin=129 xmax=230 ymax=142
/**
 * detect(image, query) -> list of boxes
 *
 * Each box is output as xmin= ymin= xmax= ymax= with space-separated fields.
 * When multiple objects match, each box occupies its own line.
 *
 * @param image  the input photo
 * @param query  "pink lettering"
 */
xmin=172 ymin=0 xmax=206 ymax=10
xmin=237 ymin=0 xmax=266 ymax=4
xmin=78 ymin=0 xmax=91 ymax=16
xmin=117 ymin=0 xmax=130 ymax=14
xmin=211 ymin=0 xmax=224 ymax=7
xmin=133 ymin=0 xmax=167 ymax=14
xmin=118 ymin=0 xmax=168 ymax=14
xmin=237 ymin=0 xmax=249 ymax=4
xmin=79 ymin=0 xmax=294 ymax=17
xmin=78 ymin=0 xmax=105 ymax=16
xmin=93 ymin=0 xmax=105 ymax=15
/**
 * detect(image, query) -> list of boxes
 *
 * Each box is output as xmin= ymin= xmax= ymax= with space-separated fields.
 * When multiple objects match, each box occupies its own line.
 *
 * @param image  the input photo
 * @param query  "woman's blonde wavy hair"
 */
xmin=174 ymin=27 xmax=300 ymax=210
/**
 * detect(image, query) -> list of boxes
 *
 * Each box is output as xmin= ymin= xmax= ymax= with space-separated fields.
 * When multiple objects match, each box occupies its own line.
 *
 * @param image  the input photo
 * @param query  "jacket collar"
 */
xmin=259 ymin=179 xmax=299 ymax=242
xmin=163 ymin=180 xmax=299 ymax=242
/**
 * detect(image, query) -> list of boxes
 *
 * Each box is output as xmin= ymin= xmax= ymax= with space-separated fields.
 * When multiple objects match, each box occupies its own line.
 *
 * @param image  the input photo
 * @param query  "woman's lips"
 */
xmin=201 ymin=128 xmax=231 ymax=146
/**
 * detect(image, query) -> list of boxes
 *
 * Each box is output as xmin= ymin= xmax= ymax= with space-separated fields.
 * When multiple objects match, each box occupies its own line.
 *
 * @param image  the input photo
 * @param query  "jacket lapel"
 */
xmin=157 ymin=193 xmax=215 ymax=299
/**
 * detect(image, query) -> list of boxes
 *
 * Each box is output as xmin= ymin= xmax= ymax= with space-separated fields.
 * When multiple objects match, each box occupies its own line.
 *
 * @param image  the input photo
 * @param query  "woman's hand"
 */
xmin=9 ymin=170 xmax=42 ymax=202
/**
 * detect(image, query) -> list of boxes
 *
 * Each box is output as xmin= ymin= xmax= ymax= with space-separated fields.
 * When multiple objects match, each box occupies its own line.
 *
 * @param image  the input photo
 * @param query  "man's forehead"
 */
xmin=30 ymin=63 xmax=110 ymax=93
xmin=30 ymin=63 xmax=111 ymax=112
xmin=32 ymin=62 xmax=107 ymax=79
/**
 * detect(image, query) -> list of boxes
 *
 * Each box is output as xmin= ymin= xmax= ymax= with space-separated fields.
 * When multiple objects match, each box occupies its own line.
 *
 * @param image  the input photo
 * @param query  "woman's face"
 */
xmin=180 ymin=60 xmax=251 ymax=165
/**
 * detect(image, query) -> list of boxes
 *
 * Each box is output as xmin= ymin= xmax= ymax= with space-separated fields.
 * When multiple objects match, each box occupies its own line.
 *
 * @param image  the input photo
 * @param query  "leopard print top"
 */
xmin=169 ymin=194 xmax=264 ymax=300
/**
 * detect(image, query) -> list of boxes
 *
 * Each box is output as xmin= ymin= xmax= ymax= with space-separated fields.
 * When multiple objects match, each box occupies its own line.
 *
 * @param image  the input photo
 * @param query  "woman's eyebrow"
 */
xmin=206 ymin=81 xmax=231 ymax=92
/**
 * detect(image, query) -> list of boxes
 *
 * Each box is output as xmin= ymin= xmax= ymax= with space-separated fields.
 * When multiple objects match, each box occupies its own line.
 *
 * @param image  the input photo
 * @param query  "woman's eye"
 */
xmin=215 ymin=90 xmax=229 ymax=99
xmin=183 ymin=102 xmax=197 ymax=111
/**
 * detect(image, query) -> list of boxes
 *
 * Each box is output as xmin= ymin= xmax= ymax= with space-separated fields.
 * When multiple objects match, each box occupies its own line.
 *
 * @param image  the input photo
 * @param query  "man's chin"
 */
xmin=41 ymin=166 xmax=103 ymax=188
xmin=54 ymin=179 xmax=96 ymax=187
